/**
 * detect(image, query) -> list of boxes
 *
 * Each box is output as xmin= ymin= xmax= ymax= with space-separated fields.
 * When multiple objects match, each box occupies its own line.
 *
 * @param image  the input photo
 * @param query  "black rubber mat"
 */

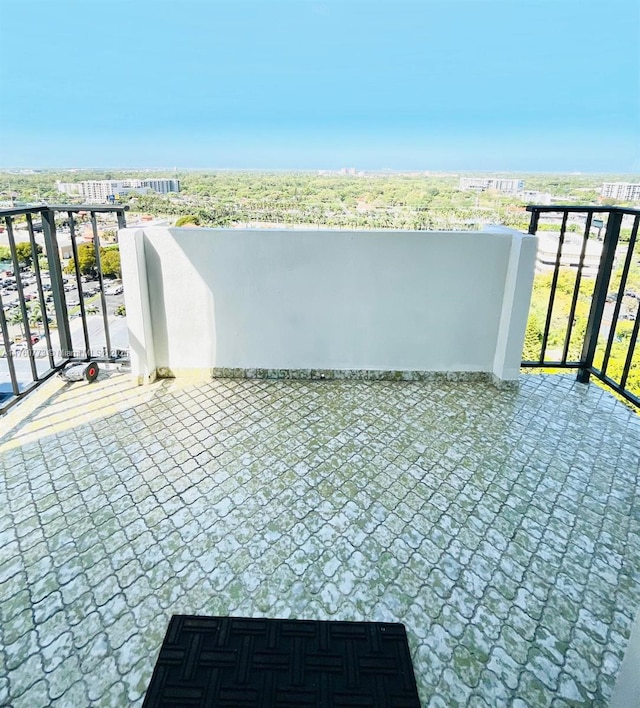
xmin=142 ymin=615 xmax=421 ymax=707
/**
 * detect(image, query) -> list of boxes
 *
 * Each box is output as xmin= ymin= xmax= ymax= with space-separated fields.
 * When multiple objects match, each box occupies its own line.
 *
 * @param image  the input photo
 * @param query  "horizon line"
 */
xmin=1 ymin=167 xmax=640 ymax=176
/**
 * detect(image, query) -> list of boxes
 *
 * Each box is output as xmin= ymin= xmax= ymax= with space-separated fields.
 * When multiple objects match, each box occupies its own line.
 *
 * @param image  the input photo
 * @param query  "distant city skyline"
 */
xmin=1 ymin=0 xmax=638 ymax=172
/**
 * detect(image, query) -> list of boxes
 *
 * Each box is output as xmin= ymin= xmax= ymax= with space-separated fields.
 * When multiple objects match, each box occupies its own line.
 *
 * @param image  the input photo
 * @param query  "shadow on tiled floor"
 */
xmin=0 ymin=372 xmax=639 ymax=706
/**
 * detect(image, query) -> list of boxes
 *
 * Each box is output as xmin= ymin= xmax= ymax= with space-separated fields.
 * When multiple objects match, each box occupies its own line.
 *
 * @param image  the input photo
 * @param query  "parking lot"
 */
xmin=1 ymin=269 xmax=126 ymax=345
xmin=1 ymin=266 xmax=129 ymax=396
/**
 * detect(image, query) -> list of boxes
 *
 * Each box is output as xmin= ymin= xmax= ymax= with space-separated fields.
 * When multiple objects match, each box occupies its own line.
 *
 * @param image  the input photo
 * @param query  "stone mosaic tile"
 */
xmin=0 ymin=372 xmax=639 ymax=706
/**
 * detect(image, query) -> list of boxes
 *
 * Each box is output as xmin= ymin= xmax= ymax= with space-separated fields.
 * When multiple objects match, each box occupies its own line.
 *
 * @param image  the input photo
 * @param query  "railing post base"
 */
xmin=577 ymin=369 xmax=591 ymax=384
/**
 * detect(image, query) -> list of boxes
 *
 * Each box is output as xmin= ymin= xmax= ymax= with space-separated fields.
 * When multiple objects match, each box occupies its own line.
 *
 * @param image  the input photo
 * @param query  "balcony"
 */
xmin=0 ymin=205 xmax=639 ymax=706
xmin=1 ymin=367 xmax=639 ymax=706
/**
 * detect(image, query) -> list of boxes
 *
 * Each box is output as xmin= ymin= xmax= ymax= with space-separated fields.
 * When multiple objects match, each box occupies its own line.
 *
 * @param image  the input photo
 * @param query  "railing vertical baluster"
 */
xmin=5 ymin=215 xmax=39 ymax=381
xmin=539 ymin=210 xmax=569 ymax=363
xmin=90 ymin=212 xmax=112 ymax=358
xmin=577 ymin=211 xmax=623 ymax=384
xmin=527 ymin=209 xmax=540 ymax=236
xmin=41 ymin=208 xmax=72 ymax=360
xmin=26 ymin=213 xmax=55 ymax=369
xmin=562 ymin=213 xmax=592 ymax=363
xmin=620 ymin=301 xmax=640 ymax=391
xmin=68 ymin=212 xmax=91 ymax=358
xmin=0 ymin=288 xmax=20 ymax=397
xmin=601 ymin=215 xmax=639 ymax=376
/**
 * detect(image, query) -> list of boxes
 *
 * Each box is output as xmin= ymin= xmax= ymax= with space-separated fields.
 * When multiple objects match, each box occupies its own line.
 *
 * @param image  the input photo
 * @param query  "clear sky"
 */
xmin=0 ymin=0 xmax=638 ymax=171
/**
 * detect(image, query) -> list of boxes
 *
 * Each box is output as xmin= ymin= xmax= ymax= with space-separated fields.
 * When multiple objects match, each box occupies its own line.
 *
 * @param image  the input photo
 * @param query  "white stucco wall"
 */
xmin=119 ymin=226 xmax=536 ymax=381
xmin=611 ymin=608 xmax=640 ymax=708
xmin=119 ymin=228 xmax=156 ymax=384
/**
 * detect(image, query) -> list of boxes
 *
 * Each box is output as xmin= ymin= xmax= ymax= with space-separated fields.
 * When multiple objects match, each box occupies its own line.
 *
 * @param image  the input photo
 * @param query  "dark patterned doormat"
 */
xmin=142 ymin=615 xmax=421 ymax=707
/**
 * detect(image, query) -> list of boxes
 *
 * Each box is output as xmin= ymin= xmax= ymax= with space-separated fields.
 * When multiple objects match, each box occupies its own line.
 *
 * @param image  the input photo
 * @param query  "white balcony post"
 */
xmin=119 ymin=227 xmax=156 ymax=384
xmin=491 ymin=228 xmax=538 ymax=381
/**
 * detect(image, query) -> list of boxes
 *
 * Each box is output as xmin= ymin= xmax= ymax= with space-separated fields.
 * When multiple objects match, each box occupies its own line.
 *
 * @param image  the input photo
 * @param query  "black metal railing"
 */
xmin=0 ymin=205 xmax=129 ymax=413
xmin=523 ymin=205 xmax=640 ymax=408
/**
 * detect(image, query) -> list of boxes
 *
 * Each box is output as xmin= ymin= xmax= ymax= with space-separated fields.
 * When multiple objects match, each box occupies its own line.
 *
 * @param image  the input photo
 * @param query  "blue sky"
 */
xmin=0 ymin=0 xmax=638 ymax=171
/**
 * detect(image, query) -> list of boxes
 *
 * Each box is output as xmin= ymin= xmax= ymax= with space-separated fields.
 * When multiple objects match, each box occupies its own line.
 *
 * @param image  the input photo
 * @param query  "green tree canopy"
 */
xmin=65 ymin=244 xmax=121 ymax=278
xmin=65 ymin=243 xmax=95 ymax=275
xmin=175 ymin=215 xmax=200 ymax=226
xmin=522 ymin=313 xmax=542 ymax=361
xmin=28 ymin=302 xmax=43 ymax=332
xmin=15 ymin=242 xmax=42 ymax=266
xmin=101 ymin=248 xmax=121 ymax=278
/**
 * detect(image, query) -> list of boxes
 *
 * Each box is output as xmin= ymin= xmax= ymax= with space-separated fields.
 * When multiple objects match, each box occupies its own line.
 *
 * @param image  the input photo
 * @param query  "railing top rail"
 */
xmin=526 ymin=205 xmax=640 ymax=216
xmin=0 ymin=204 xmax=129 ymax=217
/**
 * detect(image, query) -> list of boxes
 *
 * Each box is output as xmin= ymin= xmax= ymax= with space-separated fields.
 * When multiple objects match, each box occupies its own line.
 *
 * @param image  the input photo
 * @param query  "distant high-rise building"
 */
xmin=519 ymin=190 xmax=552 ymax=205
xmin=601 ymin=182 xmax=640 ymax=201
xmin=80 ymin=180 xmax=130 ymax=202
xmin=459 ymin=177 xmax=524 ymax=193
xmin=55 ymin=182 xmax=83 ymax=196
xmin=56 ymin=178 xmax=180 ymax=203
xmin=141 ymin=178 xmax=180 ymax=194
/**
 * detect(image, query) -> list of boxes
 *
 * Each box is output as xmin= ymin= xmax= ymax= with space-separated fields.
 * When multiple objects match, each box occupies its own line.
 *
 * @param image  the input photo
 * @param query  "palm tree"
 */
xmin=8 ymin=308 xmax=24 ymax=340
xmin=27 ymin=302 xmax=43 ymax=336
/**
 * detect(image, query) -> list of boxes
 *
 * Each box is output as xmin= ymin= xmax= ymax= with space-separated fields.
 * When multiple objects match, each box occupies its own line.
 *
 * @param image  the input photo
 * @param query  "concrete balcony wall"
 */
xmin=119 ymin=226 xmax=537 ymax=383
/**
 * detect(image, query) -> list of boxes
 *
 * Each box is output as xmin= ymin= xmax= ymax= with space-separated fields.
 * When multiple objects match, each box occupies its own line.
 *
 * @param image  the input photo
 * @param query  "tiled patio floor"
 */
xmin=1 ymin=372 xmax=639 ymax=706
